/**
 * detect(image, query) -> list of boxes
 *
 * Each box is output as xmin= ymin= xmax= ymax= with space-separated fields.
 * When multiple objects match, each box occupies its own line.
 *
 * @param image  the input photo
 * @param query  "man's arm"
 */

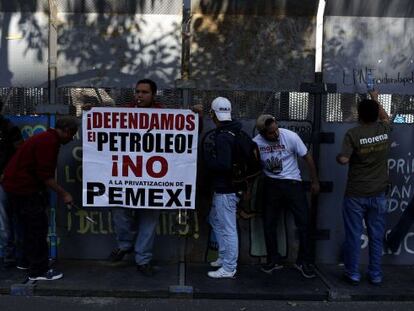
xmin=44 ymin=178 xmax=73 ymax=204
xmin=303 ymin=152 xmax=320 ymax=194
xmin=369 ymin=90 xmax=390 ymax=123
xmin=336 ymin=154 xmax=350 ymax=165
xmin=190 ymin=104 xmax=204 ymax=134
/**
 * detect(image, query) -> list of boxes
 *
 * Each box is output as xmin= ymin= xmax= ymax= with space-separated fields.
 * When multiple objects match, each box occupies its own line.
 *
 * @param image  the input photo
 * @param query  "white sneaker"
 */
xmin=207 ymin=267 xmax=236 ymax=279
xmin=209 ymin=258 xmax=223 ymax=267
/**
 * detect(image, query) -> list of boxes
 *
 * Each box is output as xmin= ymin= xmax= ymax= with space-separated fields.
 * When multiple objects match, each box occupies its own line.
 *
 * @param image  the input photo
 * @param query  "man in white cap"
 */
xmin=204 ymin=97 xmax=241 ymax=278
xmin=253 ymin=114 xmax=319 ymax=279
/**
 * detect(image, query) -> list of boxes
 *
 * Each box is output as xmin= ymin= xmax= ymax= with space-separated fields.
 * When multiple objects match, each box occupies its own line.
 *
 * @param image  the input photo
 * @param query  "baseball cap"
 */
xmin=211 ymin=97 xmax=232 ymax=121
xmin=256 ymin=114 xmax=275 ymax=132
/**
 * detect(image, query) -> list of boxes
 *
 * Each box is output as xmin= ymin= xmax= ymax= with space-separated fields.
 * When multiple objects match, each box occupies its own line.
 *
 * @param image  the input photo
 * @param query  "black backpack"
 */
xmin=221 ymin=129 xmax=262 ymax=191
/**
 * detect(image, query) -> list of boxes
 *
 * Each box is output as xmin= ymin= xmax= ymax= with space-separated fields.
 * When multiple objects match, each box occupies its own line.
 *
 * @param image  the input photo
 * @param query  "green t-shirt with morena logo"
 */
xmin=341 ymin=121 xmax=391 ymax=197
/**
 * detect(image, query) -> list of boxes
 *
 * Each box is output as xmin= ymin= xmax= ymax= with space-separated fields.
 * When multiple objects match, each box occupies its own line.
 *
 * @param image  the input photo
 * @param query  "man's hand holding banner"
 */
xmin=82 ymin=108 xmax=198 ymax=209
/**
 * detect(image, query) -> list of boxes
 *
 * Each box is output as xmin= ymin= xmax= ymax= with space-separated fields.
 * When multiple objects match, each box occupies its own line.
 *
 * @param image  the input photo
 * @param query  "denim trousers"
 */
xmin=112 ymin=208 xmax=160 ymax=265
xmin=208 ymin=192 xmax=239 ymax=272
xmin=343 ymin=194 xmax=387 ymax=281
xmin=263 ymin=177 xmax=312 ymax=264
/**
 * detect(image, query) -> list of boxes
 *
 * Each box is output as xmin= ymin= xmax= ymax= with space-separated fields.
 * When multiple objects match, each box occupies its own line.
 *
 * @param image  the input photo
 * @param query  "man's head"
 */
xmin=358 ymin=99 xmax=379 ymax=124
xmin=135 ymin=79 xmax=157 ymax=108
xmin=55 ymin=116 xmax=79 ymax=145
xmin=256 ymin=114 xmax=279 ymax=142
xmin=209 ymin=97 xmax=232 ymax=125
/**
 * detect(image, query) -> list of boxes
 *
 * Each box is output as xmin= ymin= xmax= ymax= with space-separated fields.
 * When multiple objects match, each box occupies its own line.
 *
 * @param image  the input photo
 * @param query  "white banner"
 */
xmin=82 ymin=107 xmax=198 ymax=209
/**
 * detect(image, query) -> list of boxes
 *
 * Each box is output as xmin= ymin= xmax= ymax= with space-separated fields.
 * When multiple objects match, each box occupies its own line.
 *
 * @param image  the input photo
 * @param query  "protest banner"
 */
xmin=82 ymin=107 xmax=198 ymax=209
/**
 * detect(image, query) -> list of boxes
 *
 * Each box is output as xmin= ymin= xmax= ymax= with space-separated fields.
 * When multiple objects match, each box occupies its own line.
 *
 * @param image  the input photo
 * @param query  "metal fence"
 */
xmin=2 ymin=87 xmax=414 ymax=123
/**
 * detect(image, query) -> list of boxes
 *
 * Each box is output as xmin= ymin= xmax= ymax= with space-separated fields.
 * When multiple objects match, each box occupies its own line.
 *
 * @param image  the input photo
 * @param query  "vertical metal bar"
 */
xmin=309 ymin=0 xmax=326 ymax=262
xmin=48 ymin=0 xmax=58 ymax=105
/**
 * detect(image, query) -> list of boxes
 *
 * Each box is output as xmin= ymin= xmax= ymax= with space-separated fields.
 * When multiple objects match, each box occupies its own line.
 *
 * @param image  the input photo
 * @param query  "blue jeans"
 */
xmin=209 ymin=192 xmax=239 ymax=272
xmin=112 ymin=208 xmax=160 ymax=265
xmin=343 ymin=194 xmax=387 ymax=281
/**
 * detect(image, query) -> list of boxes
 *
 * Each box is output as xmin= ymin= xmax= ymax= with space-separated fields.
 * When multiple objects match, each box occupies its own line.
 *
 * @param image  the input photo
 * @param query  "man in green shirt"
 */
xmin=337 ymin=90 xmax=390 ymax=286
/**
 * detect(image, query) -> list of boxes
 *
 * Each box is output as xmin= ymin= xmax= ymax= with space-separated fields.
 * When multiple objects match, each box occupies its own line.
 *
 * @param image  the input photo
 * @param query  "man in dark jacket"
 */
xmin=2 ymin=116 xmax=78 ymax=281
xmin=204 ymin=97 xmax=240 ymax=278
xmin=0 ymin=100 xmax=23 ymax=268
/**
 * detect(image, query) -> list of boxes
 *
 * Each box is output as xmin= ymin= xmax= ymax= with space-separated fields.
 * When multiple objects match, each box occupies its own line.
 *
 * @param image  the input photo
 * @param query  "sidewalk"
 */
xmin=1 ymin=260 xmax=414 ymax=301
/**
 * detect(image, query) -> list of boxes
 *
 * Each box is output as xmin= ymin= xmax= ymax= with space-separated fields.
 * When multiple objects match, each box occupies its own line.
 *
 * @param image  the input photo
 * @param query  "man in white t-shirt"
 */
xmin=253 ymin=114 xmax=320 ymax=279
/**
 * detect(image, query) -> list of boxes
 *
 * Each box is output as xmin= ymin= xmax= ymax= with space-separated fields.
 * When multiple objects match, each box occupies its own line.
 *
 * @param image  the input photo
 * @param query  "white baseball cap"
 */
xmin=211 ymin=97 xmax=232 ymax=121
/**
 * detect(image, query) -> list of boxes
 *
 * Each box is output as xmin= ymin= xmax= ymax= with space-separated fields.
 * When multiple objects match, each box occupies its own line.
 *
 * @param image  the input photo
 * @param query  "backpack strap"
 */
xmin=218 ymin=129 xmax=236 ymax=137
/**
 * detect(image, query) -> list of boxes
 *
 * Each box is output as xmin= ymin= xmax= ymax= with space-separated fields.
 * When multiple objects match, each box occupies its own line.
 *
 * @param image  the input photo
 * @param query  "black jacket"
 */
xmin=204 ymin=120 xmax=242 ymax=193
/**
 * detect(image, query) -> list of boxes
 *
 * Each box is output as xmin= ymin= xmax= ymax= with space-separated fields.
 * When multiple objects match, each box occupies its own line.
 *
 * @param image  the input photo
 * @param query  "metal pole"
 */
xmin=48 ymin=0 xmax=58 ymax=105
xmin=310 ymin=0 xmax=326 ymax=262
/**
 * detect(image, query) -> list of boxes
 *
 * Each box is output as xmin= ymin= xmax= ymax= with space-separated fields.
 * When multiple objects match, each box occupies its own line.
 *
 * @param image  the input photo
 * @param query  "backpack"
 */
xmin=221 ymin=129 xmax=262 ymax=191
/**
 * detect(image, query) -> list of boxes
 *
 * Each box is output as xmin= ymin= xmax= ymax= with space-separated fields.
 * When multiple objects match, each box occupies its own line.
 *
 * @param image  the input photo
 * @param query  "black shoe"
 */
xmin=294 ymin=263 xmax=316 ymax=279
xmin=368 ymin=276 xmax=383 ymax=286
xmin=16 ymin=258 xmax=30 ymax=270
xmin=16 ymin=264 xmax=29 ymax=270
xmin=108 ymin=248 xmax=133 ymax=262
xmin=260 ymin=262 xmax=284 ymax=274
xmin=28 ymin=269 xmax=63 ymax=281
xmin=342 ymin=273 xmax=360 ymax=286
xmin=137 ymin=263 xmax=154 ymax=277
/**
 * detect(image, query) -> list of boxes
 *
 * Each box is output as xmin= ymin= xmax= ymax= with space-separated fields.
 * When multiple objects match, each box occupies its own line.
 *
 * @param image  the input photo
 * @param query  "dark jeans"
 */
xmin=8 ymin=192 xmax=49 ymax=277
xmin=263 ymin=177 xmax=312 ymax=264
xmin=387 ymin=197 xmax=414 ymax=252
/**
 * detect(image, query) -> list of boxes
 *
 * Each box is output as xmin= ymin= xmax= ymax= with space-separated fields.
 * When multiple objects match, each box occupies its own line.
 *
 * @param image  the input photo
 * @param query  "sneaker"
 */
xmin=137 ymin=263 xmax=154 ymax=277
xmin=16 ymin=258 xmax=30 ymax=270
xmin=28 ymin=269 xmax=63 ymax=281
xmin=207 ymin=267 xmax=236 ymax=279
xmin=343 ymin=273 xmax=360 ymax=286
xmin=260 ymin=262 xmax=284 ymax=274
xmin=368 ymin=275 xmax=383 ymax=286
xmin=210 ymin=258 xmax=223 ymax=267
xmin=108 ymin=247 xmax=133 ymax=262
xmin=294 ymin=263 xmax=316 ymax=279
